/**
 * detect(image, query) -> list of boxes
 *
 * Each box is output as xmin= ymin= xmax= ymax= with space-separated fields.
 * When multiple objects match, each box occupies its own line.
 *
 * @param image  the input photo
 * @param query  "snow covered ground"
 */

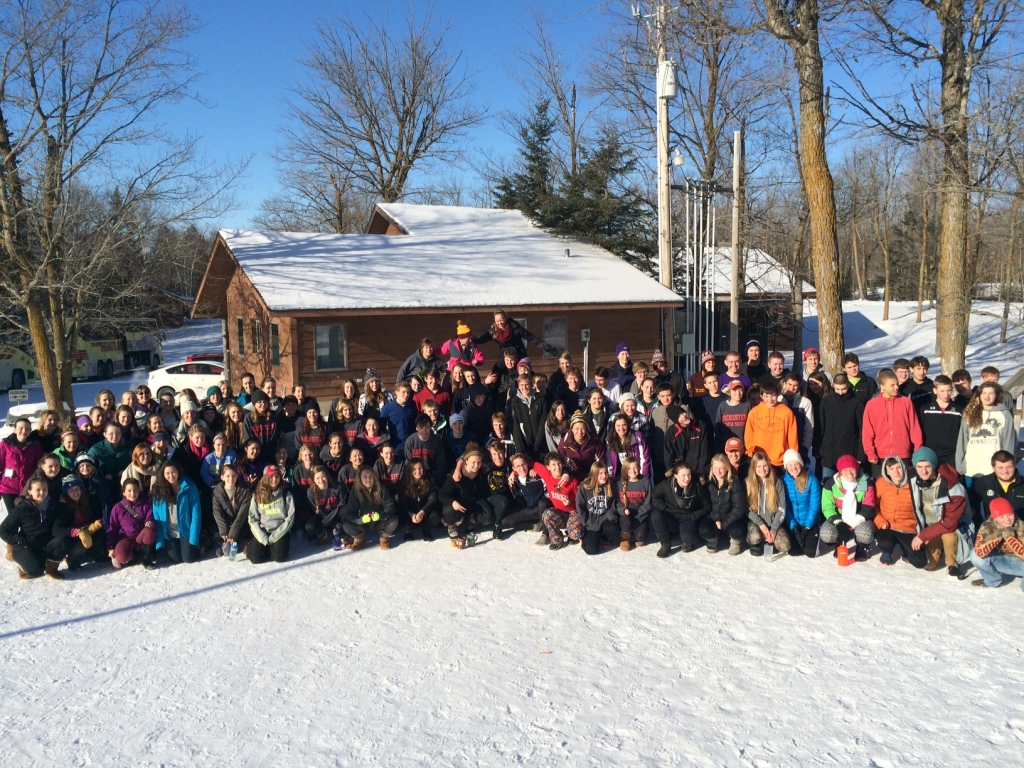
xmin=2 ymin=535 xmax=1023 ymax=766
xmin=3 ymin=308 xmax=1024 ymax=766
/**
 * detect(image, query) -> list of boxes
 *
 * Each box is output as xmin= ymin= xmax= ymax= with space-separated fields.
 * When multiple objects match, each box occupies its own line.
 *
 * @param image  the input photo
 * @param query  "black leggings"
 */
xmin=875 ymin=529 xmax=929 ymax=568
xmin=581 ymin=520 xmax=619 ymax=555
xmin=442 ymin=500 xmax=494 ymax=538
xmin=248 ymin=535 xmax=291 ymax=564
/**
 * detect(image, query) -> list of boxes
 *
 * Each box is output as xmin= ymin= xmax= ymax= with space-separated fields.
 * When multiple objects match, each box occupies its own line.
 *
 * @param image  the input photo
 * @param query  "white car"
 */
xmin=1 ymin=402 xmax=92 ymax=440
xmin=148 ymin=361 xmax=226 ymax=400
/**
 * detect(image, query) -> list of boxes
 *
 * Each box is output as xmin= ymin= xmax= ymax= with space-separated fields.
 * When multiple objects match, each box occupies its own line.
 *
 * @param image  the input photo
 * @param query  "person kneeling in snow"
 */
xmin=873 ymin=457 xmax=927 ymax=568
xmin=575 ymin=461 xmax=622 ymax=555
xmin=907 ymin=447 xmax=974 ymax=578
xmin=107 ymin=478 xmax=157 ymax=569
xmin=653 ymin=459 xmax=713 ymax=557
xmin=820 ymin=454 xmax=876 ymax=561
xmin=247 ymin=465 xmax=295 ymax=563
xmin=343 ymin=467 xmax=398 ymax=552
xmin=1 ymin=477 xmax=72 ymax=580
xmin=970 ymin=498 xmax=1024 ymax=590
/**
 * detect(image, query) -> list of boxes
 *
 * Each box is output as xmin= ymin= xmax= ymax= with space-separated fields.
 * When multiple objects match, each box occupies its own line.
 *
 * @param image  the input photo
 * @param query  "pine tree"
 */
xmin=495 ymin=100 xmax=557 ymax=222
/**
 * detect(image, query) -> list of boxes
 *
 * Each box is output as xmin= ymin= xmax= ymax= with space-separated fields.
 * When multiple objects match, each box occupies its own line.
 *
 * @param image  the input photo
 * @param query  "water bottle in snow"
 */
xmin=332 ymin=530 xmax=342 ymax=551
xmin=229 ymin=542 xmax=238 ymax=562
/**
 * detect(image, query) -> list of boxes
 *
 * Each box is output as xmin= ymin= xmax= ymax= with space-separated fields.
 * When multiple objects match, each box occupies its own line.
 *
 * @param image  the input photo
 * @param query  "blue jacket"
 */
xmin=152 ymin=476 xmax=203 ymax=549
xmin=783 ymin=472 xmax=822 ymax=530
xmin=381 ymin=400 xmax=417 ymax=447
xmin=201 ymin=449 xmax=238 ymax=486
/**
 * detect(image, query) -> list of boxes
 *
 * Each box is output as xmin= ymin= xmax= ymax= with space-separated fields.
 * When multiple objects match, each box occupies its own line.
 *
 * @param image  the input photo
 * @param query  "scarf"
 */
xmin=492 ymin=323 xmax=513 ymax=344
xmin=840 ymin=477 xmax=863 ymax=527
xmin=189 ymin=440 xmax=211 ymax=461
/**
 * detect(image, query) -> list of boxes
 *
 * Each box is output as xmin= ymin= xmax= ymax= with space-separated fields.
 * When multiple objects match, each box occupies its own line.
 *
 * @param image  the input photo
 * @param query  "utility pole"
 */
xmin=655 ymin=1 xmax=676 ymax=365
xmin=729 ymin=127 xmax=744 ymax=351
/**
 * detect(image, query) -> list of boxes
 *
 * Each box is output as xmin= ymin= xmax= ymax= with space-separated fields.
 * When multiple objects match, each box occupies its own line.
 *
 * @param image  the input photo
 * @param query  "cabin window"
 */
xmin=315 ymin=324 xmax=347 ymax=371
xmin=235 ymin=318 xmax=245 ymax=356
xmin=270 ymin=323 xmax=281 ymax=366
xmin=543 ymin=317 xmax=566 ymax=358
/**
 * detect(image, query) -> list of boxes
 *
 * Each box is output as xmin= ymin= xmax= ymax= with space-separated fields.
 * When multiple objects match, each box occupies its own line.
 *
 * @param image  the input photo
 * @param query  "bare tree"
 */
xmin=758 ymin=0 xmax=846 ymax=373
xmin=840 ymin=0 xmax=1018 ymax=372
xmin=0 ymin=0 xmax=239 ymax=415
xmin=283 ymin=8 xmax=485 ymax=205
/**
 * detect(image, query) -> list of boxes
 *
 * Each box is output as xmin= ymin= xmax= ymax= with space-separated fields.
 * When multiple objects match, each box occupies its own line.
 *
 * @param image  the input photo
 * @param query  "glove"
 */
xmin=88 ymin=520 xmax=104 ymax=533
xmin=371 ymin=512 xmax=380 ymax=523
xmin=361 ymin=514 xmax=372 ymax=524
xmin=78 ymin=529 xmax=93 ymax=549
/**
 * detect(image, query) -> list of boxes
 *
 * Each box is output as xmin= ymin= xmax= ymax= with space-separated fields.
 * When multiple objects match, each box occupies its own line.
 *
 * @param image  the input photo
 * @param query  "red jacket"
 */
xmin=862 ymin=395 xmax=922 ymax=463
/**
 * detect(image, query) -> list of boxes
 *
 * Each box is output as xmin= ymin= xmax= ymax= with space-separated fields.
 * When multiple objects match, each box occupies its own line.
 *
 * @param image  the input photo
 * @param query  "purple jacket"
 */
xmin=0 ymin=433 xmax=43 ymax=495
xmin=557 ymin=432 xmax=606 ymax=481
xmin=107 ymin=497 xmax=154 ymax=547
xmin=606 ymin=430 xmax=653 ymax=479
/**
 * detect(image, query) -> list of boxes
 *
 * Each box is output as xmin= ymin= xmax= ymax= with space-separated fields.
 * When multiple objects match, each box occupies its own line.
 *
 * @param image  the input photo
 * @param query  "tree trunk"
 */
xmin=851 ymin=212 xmax=866 ymax=300
xmin=916 ymin=193 xmax=928 ymax=323
xmin=1001 ymin=198 xmax=1021 ymax=344
xmin=933 ymin=4 xmax=971 ymax=374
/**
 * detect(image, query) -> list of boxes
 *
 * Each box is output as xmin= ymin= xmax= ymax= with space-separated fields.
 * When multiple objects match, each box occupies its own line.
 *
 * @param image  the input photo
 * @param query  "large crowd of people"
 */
xmin=2 ymin=309 xmax=1023 ymax=591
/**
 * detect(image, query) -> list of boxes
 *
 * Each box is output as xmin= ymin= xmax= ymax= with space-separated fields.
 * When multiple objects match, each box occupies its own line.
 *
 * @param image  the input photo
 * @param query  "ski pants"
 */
xmin=875 ymin=528 xmax=929 ymax=568
xmin=248 ymin=535 xmax=291 ymax=564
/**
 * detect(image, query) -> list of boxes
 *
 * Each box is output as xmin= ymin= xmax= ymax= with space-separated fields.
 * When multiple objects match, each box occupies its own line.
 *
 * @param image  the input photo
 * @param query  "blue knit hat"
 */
xmin=911 ymin=447 xmax=938 ymax=469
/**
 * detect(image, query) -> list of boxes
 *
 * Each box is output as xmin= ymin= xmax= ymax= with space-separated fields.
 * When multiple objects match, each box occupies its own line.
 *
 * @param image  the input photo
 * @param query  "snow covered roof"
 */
xmin=679 ymin=247 xmax=815 ymax=297
xmin=213 ymin=204 xmax=682 ymax=313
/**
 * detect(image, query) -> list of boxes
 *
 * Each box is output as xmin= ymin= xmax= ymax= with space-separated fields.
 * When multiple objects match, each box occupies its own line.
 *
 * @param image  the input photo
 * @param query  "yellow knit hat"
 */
xmin=456 ymin=320 xmax=471 ymax=337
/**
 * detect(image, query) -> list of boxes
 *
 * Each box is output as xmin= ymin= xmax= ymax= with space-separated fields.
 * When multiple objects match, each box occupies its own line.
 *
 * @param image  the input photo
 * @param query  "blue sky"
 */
xmin=179 ymin=0 xmax=614 ymax=228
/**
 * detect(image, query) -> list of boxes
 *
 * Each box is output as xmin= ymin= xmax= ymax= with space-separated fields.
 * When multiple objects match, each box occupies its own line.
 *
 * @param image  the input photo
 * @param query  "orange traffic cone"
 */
xmin=837 ymin=543 xmax=852 ymax=567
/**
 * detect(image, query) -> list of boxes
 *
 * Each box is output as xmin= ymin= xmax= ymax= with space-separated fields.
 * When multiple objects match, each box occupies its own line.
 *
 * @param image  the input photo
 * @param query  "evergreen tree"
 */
xmin=495 ymin=100 xmax=557 ymax=222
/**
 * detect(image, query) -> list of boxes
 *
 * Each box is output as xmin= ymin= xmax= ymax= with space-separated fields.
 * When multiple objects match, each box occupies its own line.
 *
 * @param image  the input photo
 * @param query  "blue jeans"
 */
xmin=164 ymin=537 xmax=198 ymax=564
xmin=970 ymin=550 xmax=1024 ymax=590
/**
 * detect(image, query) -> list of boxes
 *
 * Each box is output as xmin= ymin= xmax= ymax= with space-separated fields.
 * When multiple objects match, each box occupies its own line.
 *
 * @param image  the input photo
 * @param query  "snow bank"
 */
xmin=1 ymin=536 xmax=1022 ymax=765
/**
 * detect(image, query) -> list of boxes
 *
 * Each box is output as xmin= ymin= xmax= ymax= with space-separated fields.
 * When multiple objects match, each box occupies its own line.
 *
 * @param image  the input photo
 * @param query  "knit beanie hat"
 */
xmin=569 ymin=410 xmax=589 ymax=428
xmin=364 ymin=367 xmax=380 ymax=382
xmin=517 ymin=357 xmax=532 ymax=371
xmin=782 ymin=449 xmax=804 ymax=468
xmin=912 ymin=447 xmax=938 ymax=469
xmin=803 ymin=348 xmax=820 ymax=361
xmin=455 ymin=320 xmax=471 ymax=337
xmin=207 ymin=385 xmax=221 ymax=398
xmin=651 ymin=349 xmax=666 ymax=365
xmin=616 ymin=343 xmax=630 ymax=356
xmin=701 ymin=350 xmax=715 ymax=365
xmin=179 ymin=399 xmax=198 ymax=414
xmin=836 ymin=455 xmax=859 ymax=473
xmin=76 ymin=416 xmax=92 ymax=430
xmin=251 ymin=390 xmax=270 ymax=405
xmin=989 ymin=498 xmax=1015 ymax=520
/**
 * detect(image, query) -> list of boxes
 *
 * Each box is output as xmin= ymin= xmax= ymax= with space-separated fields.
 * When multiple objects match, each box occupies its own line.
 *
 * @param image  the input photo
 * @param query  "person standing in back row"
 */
xmin=862 ymin=369 xmax=922 ymax=477
xmin=842 ymin=353 xmax=878 ymax=406
xmin=741 ymin=340 xmax=767 ymax=381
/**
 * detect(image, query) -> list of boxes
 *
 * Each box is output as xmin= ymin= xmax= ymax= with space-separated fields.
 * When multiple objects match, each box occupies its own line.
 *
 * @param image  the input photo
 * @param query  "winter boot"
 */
xmin=111 ymin=556 xmax=122 ymax=569
xmin=456 ymin=537 xmax=468 ymax=550
xmin=346 ymin=535 xmax=365 ymax=552
xmin=316 ymin=531 xmax=329 ymax=546
xmin=749 ymin=545 xmax=764 ymax=557
xmin=947 ymin=564 xmax=962 ymax=578
xmin=379 ymin=534 xmax=391 ymax=551
xmin=656 ymin=533 xmax=672 ymax=559
xmin=879 ymin=550 xmax=893 ymax=566
xmin=633 ymin=539 xmax=645 ymax=548
xmin=422 ymin=527 xmax=435 ymax=542
xmin=972 ymin=578 xmax=990 ymax=588
xmin=535 ymin=532 xmax=550 ymax=546
xmin=728 ymin=539 xmax=742 ymax=556
xmin=706 ymin=537 xmax=719 ymax=554
xmin=619 ymin=532 xmax=632 ymax=552
xmin=5 ymin=543 xmax=13 ymax=562
xmin=45 ymin=559 xmax=64 ymax=580
xmin=493 ymin=523 xmax=505 ymax=541
xmin=855 ymin=543 xmax=869 ymax=562
xmin=548 ymin=540 xmax=567 ymax=551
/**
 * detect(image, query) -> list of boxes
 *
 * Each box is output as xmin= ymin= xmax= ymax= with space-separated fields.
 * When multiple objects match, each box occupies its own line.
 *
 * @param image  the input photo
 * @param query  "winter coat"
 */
xmin=397 ymin=350 xmax=444 ymax=383
xmin=532 ymin=461 xmax=578 ymax=513
xmin=510 ymin=474 xmax=547 ymax=508
xmin=606 ymin=430 xmax=652 ymax=479
xmin=0 ymin=496 xmax=72 ymax=550
xmin=248 ymin=489 xmax=295 ymax=545
xmin=955 ymin=402 xmax=1016 ymax=478
xmin=557 ymin=432 xmax=606 ymax=481
xmin=439 ymin=337 xmax=484 ymax=372
xmin=151 ymin=477 xmax=203 ymax=549
xmin=201 ymin=450 xmax=237 ymax=487
xmin=121 ymin=463 xmax=158 ymax=496
xmin=910 ymin=463 xmax=971 ymax=546
xmin=438 ymin=471 xmax=491 ymax=510
xmin=413 ymin=387 xmax=453 ymax=417
xmin=575 ymin=485 xmax=622 ymax=531
xmin=818 ymin=392 xmax=865 ymax=470
xmin=652 ymin=477 xmax=710 ymax=523
xmin=707 ymin=477 xmax=746 ymax=530
xmin=0 ymin=433 xmax=43 ymax=495
xmin=974 ymin=471 xmax=1024 ymax=520
xmin=664 ymin=422 xmax=711 ymax=477
xmin=783 ymin=472 xmax=822 ymax=530
xmin=748 ymin=477 xmax=787 ymax=533
xmin=862 ymin=394 xmax=923 ymax=464
xmin=648 ymin=405 xmax=673 ymax=470
xmin=607 ymin=361 xmax=635 ymax=393
xmin=87 ymin=438 xmax=134 ymax=489
xmin=917 ymin=397 xmax=963 ymax=465
xmin=821 ymin=472 xmax=876 ymax=524
xmin=581 ymin=404 xmax=614 ymax=442
xmin=107 ymin=497 xmax=154 ymax=549
xmin=307 ymin=481 xmax=347 ymax=529
xmin=783 ymin=394 xmax=815 ymax=453
xmin=743 ymin=403 xmax=799 ymax=466
xmin=973 ymin=516 xmax=1024 ymax=560
xmin=212 ymin=482 xmax=254 ymax=540
xmin=873 ymin=457 xmax=918 ymax=534
xmin=508 ymin=392 xmax=547 ymax=459
xmin=397 ymin=485 xmax=439 ymax=520
xmin=474 ymin=318 xmax=561 ymax=360
xmin=848 ymin=374 xmax=878 ymax=405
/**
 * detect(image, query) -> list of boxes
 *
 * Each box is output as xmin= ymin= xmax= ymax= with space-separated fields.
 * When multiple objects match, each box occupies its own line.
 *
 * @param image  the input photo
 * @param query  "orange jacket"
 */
xmin=874 ymin=464 xmax=918 ymax=533
xmin=743 ymin=402 xmax=798 ymax=466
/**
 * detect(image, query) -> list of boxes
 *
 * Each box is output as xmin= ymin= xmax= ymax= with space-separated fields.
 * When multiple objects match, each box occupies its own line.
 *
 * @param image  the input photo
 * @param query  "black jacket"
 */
xmin=0 ymin=496 xmax=72 ymax=550
xmin=508 ymin=392 xmax=547 ymax=459
xmin=818 ymin=392 xmax=865 ymax=469
xmin=438 ymin=471 xmax=492 ymax=509
xmin=974 ymin=472 xmax=1024 ymax=520
xmin=652 ymin=478 xmax=710 ymax=523
xmin=917 ymin=396 xmax=963 ymax=465
xmin=707 ymin=477 xmax=747 ymax=529
xmin=664 ymin=423 xmax=712 ymax=477
xmin=850 ymin=375 xmax=879 ymax=406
